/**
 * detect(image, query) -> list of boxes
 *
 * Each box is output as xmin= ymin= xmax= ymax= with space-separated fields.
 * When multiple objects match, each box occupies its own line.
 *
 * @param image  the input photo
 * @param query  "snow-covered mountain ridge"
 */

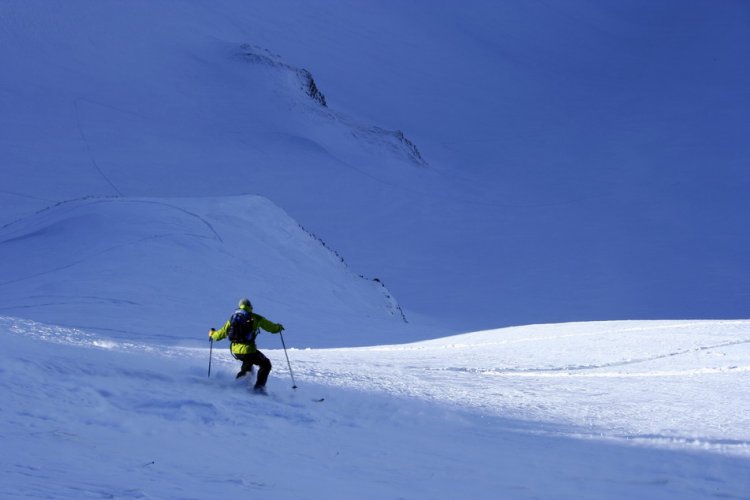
xmin=2 ymin=1 xmax=747 ymax=328
xmin=0 ymin=195 xmax=424 ymax=347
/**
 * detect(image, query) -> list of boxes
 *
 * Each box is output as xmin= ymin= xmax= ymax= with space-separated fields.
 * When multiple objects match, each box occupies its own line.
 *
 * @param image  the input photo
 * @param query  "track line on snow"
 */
xmin=479 ymin=365 xmax=750 ymax=378
xmin=73 ymin=99 xmax=124 ymax=197
xmin=421 ymin=337 xmax=750 ymax=377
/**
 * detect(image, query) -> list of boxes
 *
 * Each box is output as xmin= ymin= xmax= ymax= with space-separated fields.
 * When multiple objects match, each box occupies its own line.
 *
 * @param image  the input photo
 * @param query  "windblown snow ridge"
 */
xmin=234 ymin=43 xmax=427 ymax=166
xmin=235 ymin=44 xmax=327 ymax=107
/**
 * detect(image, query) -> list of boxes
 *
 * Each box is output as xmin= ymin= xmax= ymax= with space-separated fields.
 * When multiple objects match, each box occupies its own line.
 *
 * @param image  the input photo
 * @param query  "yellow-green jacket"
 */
xmin=210 ymin=303 xmax=284 ymax=355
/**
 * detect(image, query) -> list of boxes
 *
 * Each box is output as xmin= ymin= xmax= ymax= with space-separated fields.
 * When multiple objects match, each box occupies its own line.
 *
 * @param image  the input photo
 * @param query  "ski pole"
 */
xmin=279 ymin=330 xmax=297 ymax=389
xmin=208 ymin=336 xmax=214 ymax=378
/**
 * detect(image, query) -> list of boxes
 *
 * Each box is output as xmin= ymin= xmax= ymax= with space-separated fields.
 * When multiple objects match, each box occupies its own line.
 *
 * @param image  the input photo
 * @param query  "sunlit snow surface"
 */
xmin=2 ymin=317 xmax=749 ymax=498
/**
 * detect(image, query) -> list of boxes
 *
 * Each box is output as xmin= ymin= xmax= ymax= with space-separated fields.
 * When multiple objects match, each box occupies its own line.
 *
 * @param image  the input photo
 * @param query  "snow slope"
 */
xmin=2 ymin=317 xmax=749 ymax=498
xmin=0 ymin=195 xmax=425 ymax=347
xmin=1 ymin=1 xmax=748 ymax=329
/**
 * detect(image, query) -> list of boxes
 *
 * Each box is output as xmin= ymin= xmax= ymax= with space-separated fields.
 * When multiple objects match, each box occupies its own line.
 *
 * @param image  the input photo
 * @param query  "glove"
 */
xmin=208 ymin=328 xmax=215 ymax=339
xmin=278 ymin=325 xmax=285 ymax=332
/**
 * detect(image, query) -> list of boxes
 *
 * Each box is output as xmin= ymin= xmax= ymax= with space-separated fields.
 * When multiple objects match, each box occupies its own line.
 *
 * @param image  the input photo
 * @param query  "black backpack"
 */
xmin=227 ymin=309 xmax=256 ymax=343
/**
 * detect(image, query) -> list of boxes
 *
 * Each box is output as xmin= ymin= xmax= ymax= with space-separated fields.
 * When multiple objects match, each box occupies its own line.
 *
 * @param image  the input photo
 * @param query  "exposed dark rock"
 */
xmin=297 ymin=69 xmax=327 ymax=107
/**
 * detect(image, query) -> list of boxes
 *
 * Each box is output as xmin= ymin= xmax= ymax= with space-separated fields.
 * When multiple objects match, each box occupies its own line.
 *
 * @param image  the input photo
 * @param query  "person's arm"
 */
xmin=208 ymin=320 xmax=231 ymax=341
xmin=256 ymin=315 xmax=284 ymax=334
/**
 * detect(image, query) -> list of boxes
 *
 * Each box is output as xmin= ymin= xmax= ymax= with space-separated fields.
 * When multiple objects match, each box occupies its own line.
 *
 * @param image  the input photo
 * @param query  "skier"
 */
xmin=208 ymin=298 xmax=284 ymax=394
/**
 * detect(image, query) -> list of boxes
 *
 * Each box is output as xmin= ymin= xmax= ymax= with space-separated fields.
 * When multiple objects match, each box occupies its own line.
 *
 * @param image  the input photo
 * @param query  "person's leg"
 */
xmin=253 ymin=351 xmax=272 ymax=389
xmin=235 ymin=354 xmax=255 ymax=378
xmin=240 ymin=358 xmax=255 ymax=375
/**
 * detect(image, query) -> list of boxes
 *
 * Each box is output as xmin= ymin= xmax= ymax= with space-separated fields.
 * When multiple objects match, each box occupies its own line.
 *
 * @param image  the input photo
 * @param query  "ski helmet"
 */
xmin=238 ymin=298 xmax=252 ymax=310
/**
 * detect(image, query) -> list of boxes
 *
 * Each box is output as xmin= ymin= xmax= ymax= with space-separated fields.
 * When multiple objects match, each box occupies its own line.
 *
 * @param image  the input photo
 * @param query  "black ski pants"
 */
xmin=236 ymin=350 xmax=272 ymax=388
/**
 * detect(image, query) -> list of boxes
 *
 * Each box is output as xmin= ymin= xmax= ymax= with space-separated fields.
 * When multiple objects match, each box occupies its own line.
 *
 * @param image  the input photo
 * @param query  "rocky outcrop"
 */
xmin=234 ymin=43 xmax=426 ymax=166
